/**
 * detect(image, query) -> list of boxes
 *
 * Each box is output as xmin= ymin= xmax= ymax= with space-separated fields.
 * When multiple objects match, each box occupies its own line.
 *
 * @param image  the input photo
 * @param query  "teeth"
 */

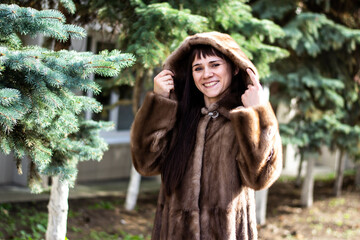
xmin=204 ymin=82 xmax=217 ymax=87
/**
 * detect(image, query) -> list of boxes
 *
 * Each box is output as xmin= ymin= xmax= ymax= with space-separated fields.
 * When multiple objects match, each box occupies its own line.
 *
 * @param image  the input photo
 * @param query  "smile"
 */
xmin=203 ymin=81 xmax=219 ymax=88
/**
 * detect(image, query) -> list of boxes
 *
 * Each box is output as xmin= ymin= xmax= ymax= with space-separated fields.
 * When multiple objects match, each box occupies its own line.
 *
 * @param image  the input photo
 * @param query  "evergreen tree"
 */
xmin=0 ymin=2 xmax=135 ymax=239
xmin=0 ymin=3 xmax=134 ymax=191
xmin=251 ymin=0 xmax=360 ymax=203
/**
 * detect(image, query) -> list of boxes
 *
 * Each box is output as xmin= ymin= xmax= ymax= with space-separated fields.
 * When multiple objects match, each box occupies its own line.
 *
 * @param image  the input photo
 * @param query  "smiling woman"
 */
xmin=130 ymin=32 xmax=283 ymax=240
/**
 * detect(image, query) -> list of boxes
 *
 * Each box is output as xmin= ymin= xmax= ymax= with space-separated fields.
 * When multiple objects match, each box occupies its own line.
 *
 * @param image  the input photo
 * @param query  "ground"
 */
xmin=0 ymin=175 xmax=359 ymax=240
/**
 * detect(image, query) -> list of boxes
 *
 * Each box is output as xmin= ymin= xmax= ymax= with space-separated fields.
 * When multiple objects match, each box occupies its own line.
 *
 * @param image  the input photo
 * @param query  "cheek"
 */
xmin=221 ymin=70 xmax=232 ymax=88
xmin=192 ymin=73 xmax=201 ymax=88
xmin=225 ymin=75 xmax=232 ymax=88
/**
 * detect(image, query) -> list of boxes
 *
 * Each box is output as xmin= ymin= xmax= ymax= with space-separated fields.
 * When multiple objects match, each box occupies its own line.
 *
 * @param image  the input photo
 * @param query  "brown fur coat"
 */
xmin=130 ymin=32 xmax=282 ymax=240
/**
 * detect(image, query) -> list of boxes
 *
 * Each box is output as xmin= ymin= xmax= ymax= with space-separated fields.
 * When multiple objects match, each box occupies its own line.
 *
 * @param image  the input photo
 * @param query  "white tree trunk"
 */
xmin=334 ymin=150 xmax=345 ymax=197
xmin=255 ymin=189 xmax=268 ymax=225
xmin=301 ymin=158 xmax=315 ymax=207
xmin=125 ymin=165 xmax=141 ymax=210
xmin=355 ymin=162 xmax=360 ymax=189
xmin=46 ymin=176 xmax=69 ymax=240
xmin=255 ymin=86 xmax=270 ymax=225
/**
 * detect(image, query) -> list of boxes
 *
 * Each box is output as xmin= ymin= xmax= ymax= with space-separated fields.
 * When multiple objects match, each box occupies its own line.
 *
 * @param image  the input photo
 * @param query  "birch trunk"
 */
xmin=125 ymin=165 xmax=142 ymax=210
xmin=255 ymin=86 xmax=270 ymax=225
xmin=301 ymin=157 xmax=315 ymax=207
xmin=255 ymin=189 xmax=268 ymax=225
xmin=334 ymin=150 xmax=345 ymax=197
xmin=46 ymin=176 xmax=69 ymax=240
xmin=125 ymin=68 xmax=146 ymax=211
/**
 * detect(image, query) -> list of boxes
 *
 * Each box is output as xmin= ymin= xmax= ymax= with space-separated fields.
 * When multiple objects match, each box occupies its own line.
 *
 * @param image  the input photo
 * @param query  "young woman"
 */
xmin=130 ymin=32 xmax=282 ymax=240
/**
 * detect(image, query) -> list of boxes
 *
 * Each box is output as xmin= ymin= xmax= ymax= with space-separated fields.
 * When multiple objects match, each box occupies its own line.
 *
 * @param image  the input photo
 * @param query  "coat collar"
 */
xmin=200 ymin=88 xmax=241 ymax=120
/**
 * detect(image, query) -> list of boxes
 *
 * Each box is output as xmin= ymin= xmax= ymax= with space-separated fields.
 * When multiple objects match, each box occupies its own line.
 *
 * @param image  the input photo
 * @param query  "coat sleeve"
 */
xmin=130 ymin=91 xmax=178 ymax=176
xmin=229 ymin=102 xmax=282 ymax=190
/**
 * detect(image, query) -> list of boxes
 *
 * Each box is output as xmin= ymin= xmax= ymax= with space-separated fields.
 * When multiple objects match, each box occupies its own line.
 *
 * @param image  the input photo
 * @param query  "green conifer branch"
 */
xmin=0 ymin=3 xmax=135 ymax=191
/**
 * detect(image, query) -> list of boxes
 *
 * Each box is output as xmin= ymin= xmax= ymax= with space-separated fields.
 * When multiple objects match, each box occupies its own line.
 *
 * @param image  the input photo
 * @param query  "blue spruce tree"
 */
xmin=0 ymin=2 xmax=135 ymax=239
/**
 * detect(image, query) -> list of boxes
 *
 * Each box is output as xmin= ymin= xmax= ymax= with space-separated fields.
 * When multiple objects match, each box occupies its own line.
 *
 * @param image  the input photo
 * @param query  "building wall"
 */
xmin=76 ymin=143 xmax=132 ymax=183
xmin=0 ymin=153 xmax=29 ymax=186
xmin=0 ymin=142 xmax=132 ymax=186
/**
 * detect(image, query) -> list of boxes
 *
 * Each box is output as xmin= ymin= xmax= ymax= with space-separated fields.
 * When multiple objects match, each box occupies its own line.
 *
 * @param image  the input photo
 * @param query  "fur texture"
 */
xmin=131 ymin=32 xmax=283 ymax=240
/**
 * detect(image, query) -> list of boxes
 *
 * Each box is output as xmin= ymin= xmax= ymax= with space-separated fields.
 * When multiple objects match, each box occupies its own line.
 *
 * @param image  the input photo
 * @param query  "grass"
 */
xmin=0 ymin=202 xmax=47 ymax=240
xmin=74 ymin=230 xmax=149 ymax=240
xmin=87 ymin=200 xmax=116 ymax=210
xmin=0 ymin=202 xmax=148 ymax=240
xmin=277 ymin=169 xmax=356 ymax=183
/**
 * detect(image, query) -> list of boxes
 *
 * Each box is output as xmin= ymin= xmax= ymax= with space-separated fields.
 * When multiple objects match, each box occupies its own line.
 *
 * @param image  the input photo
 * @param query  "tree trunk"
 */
xmin=125 ymin=68 xmax=145 ymax=211
xmin=295 ymin=156 xmax=304 ymax=187
xmin=334 ymin=150 xmax=345 ymax=197
xmin=255 ymin=189 xmax=268 ymax=225
xmin=131 ymin=67 xmax=144 ymax=115
xmin=125 ymin=165 xmax=142 ymax=210
xmin=46 ymin=176 xmax=69 ymax=240
xmin=355 ymin=161 xmax=360 ymax=189
xmin=301 ymin=157 xmax=315 ymax=207
xmin=255 ymin=86 xmax=270 ymax=225
xmin=46 ymin=11 xmax=71 ymax=239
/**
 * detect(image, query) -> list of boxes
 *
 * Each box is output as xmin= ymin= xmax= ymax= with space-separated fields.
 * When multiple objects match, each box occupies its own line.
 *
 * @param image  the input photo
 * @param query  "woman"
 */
xmin=131 ymin=32 xmax=282 ymax=240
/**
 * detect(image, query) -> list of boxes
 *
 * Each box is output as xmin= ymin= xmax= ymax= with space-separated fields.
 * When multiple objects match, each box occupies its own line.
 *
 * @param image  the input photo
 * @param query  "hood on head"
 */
xmin=163 ymin=31 xmax=259 ymax=87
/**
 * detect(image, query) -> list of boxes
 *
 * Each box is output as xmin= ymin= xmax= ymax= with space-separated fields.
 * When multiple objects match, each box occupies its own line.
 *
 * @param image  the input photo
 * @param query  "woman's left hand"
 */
xmin=241 ymin=68 xmax=267 ymax=108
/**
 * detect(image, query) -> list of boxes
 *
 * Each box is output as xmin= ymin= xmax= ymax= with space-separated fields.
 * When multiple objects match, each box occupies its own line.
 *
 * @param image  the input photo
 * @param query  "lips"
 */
xmin=203 ymin=81 xmax=219 ymax=88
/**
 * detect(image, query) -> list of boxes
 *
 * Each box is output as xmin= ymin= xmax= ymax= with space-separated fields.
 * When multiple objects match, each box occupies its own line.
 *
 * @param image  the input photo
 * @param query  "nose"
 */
xmin=203 ymin=66 xmax=213 ymax=78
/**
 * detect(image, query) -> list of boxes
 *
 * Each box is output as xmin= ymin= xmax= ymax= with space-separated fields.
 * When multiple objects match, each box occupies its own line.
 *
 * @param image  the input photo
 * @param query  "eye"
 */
xmin=211 ymin=63 xmax=220 ymax=68
xmin=193 ymin=67 xmax=203 ymax=72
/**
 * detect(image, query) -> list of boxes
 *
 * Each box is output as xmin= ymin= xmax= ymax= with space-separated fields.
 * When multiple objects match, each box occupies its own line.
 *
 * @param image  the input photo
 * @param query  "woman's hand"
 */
xmin=241 ymin=68 xmax=267 ymax=108
xmin=153 ymin=70 xmax=174 ymax=98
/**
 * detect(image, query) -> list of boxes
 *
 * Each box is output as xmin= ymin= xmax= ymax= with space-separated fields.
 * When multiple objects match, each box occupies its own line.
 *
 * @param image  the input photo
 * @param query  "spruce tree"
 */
xmin=251 ymin=0 xmax=360 ymax=203
xmin=0 ymin=3 xmax=134 ymax=191
xmin=0 ymin=1 xmax=135 ymax=239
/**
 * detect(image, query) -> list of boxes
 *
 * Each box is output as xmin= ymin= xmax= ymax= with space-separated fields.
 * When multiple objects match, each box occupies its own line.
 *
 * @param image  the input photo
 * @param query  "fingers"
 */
xmin=157 ymin=69 xmax=174 ymax=77
xmin=242 ymin=69 xmax=266 ymax=107
xmin=154 ymin=69 xmax=175 ymax=98
xmin=246 ymin=68 xmax=261 ymax=89
xmin=154 ymin=70 xmax=174 ymax=83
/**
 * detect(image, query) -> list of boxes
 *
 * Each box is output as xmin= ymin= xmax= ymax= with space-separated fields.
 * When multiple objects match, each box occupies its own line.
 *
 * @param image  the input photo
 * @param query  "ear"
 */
xmin=234 ymin=67 xmax=239 ymax=76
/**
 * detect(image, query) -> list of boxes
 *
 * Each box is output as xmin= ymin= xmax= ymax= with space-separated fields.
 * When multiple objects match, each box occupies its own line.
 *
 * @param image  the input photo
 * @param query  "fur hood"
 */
xmin=163 ymin=31 xmax=259 ymax=87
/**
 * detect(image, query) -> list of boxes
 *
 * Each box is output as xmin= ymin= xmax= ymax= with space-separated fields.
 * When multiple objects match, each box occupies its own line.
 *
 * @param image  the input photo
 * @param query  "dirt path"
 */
xmin=1 ymin=176 xmax=359 ymax=239
xmin=66 ymin=176 xmax=359 ymax=240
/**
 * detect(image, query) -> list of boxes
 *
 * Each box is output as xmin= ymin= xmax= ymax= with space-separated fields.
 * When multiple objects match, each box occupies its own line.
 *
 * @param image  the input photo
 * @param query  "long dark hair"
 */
xmin=161 ymin=45 xmax=245 ymax=195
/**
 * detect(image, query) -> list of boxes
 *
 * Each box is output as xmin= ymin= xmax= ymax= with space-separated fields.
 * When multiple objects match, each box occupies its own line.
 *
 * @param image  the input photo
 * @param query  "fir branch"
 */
xmin=0 ymin=88 xmax=20 ymax=106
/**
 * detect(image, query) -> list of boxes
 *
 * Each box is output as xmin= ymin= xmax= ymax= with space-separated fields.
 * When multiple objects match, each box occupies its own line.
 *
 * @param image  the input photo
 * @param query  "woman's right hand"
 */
xmin=153 ymin=70 xmax=174 ymax=98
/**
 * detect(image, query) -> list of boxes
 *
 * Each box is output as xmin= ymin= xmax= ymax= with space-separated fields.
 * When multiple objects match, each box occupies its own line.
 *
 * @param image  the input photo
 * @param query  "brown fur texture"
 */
xmin=130 ymin=32 xmax=282 ymax=240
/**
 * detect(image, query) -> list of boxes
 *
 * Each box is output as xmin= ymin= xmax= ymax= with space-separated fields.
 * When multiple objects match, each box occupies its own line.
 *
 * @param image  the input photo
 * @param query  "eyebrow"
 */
xmin=192 ymin=59 xmax=222 ymax=68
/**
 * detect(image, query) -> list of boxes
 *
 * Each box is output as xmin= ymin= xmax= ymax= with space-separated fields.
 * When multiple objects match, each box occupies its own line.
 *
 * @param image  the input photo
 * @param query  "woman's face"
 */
xmin=192 ymin=54 xmax=233 ymax=107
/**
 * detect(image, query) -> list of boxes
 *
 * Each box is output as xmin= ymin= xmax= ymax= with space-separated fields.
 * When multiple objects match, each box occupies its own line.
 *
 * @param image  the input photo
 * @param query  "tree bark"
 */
xmin=131 ymin=67 xmax=144 ymax=115
xmin=334 ymin=150 xmax=345 ymax=197
xmin=295 ymin=156 xmax=304 ymax=187
xmin=355 ymin=161 xmax=360 ymax=189
xmin=301 ymin=157 xmax=315 ymax=207
xmin=125 ymin=165 xmax=142 ymax=210
xmin=255 ymin=85 xmax=270 ymax=225
xmin=125 ymin=67 xmax=145 ymax=211
xmin=255 ymin=189 xmax=268 ymax=225
xmin=46 ymin=176 xmax=69 ymax=240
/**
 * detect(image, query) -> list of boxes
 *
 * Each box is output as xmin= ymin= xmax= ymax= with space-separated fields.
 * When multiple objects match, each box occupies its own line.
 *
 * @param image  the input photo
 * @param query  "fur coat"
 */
xmin=130 ymin=32 xmax=283 ymax=240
